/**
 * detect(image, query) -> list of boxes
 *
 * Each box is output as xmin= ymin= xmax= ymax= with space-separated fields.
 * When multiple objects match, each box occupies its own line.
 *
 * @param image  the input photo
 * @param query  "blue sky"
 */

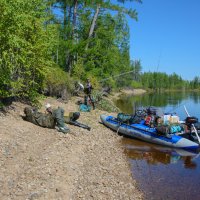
xmin=121 ymin=0 xmax=200 ymax=80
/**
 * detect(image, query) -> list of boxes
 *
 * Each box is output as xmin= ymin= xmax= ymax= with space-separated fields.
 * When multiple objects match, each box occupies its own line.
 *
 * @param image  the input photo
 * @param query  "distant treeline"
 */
xmin=140 ymin=72 xmax=200 ymax=91
xmin=0 ymin=0 xmax=199 ymax=104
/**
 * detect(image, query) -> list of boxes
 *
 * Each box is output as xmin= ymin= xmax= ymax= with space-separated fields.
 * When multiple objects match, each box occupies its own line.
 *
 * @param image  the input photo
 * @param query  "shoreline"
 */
xmin=0 ymin=95 xmax=143 ymax=199
xmin=111 ymin=88 xmax=146 ymax=99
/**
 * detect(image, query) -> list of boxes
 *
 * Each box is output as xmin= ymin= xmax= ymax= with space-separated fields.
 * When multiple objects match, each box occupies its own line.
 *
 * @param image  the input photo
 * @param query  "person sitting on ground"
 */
xmin=45 ymin=103 xmax=70 ymax=133
xmin=84 ymin=78 xmax=95 ymax=110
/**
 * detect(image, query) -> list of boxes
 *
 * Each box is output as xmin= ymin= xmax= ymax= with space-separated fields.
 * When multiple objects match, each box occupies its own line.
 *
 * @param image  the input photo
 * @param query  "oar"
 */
xmin=184 ymin=105 xmax=200 ymax=144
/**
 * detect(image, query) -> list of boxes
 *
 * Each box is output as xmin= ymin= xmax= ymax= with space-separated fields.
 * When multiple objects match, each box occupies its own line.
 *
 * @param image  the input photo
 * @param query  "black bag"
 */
xmin=70 ymin=112 xmax=80 ymax=121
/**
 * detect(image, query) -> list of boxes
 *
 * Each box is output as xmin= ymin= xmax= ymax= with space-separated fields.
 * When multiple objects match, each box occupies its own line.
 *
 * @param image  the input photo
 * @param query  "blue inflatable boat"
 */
xmin=100 ymin=114 xmax=199 ymax=150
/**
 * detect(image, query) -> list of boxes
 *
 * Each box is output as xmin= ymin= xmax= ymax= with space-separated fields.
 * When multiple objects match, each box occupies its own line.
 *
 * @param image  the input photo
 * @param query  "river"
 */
xmin=115 ymin=91 xmax=200 ymax=200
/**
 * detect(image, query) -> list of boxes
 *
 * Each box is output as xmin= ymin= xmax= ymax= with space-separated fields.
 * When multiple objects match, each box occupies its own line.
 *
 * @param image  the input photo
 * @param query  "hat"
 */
xmin=45 ymin=103 xmax=51 ymax=109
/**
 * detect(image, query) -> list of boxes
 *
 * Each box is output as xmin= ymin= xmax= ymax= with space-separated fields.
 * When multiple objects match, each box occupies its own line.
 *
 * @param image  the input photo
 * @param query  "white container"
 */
xmin=164 ymin=114 xmax=171 ymax=124
xmin=170 ymin=115 xmax=179 ymax=123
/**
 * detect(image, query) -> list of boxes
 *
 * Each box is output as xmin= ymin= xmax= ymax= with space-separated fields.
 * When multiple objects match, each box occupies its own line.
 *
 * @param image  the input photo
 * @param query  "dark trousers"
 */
xmin=84 ymin=94 xmax=95 ymax=109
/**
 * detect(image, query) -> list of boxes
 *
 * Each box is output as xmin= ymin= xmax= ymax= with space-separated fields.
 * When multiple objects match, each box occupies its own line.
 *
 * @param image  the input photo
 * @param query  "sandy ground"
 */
xmin=0 ymin=96 xmax=143 ymax=200
xmin=111 ymin=89 xmax=146 ymax=99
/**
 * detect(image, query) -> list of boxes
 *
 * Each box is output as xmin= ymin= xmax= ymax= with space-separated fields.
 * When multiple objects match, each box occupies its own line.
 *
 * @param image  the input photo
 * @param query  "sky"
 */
xmin=121 ymin=0 xmax=200 ymax=80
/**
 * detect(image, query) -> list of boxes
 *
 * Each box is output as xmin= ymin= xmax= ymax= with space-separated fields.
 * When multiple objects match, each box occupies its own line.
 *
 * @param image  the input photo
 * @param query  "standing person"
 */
xmin=84 ymin=78 xmax=95 ymax=110
xmin=45 ymin=103 xmax=70 ymax=133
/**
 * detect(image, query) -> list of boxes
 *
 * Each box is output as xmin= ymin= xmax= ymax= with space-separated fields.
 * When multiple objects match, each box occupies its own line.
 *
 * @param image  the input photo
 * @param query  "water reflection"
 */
xmin=116 ymin=91 xmax=200 ymax=115
xmin=123 ymin=138 xmax=199 ymax=168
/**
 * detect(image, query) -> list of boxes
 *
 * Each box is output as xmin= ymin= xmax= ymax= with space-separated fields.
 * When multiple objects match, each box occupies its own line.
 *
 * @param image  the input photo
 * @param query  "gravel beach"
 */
xmin=0 ymin=97 xmax=143 ymax=200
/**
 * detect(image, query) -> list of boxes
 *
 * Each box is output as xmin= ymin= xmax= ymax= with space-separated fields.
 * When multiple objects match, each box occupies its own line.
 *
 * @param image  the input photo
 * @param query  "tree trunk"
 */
xmin=85 ymin=4 xmax=101 ymax=50
xmin=72 ymin=0 xmax=78 ymax=40
xmin=63 ymin=2 xmax=67 ymax=28
xmin=65 ymin=5 xmax=73 ymax=73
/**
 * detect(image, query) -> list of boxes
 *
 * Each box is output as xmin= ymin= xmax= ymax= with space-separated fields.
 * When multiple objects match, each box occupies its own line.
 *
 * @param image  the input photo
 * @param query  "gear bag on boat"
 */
xmin=117 ymin=112 xmax=144 ymax=124
xmin=117 ymin=113 xmax=132 ymax=124
xmin=156 ymin=125 xmax=170 ymax=135
xmin=156 ymin=124 xmax=183 ymax=135
xmin=170 ymin=125 xmax=183 ymax=133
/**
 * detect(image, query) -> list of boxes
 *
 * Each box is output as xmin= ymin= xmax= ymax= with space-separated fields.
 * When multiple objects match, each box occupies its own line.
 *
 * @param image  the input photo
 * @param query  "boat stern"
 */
xmin=176 ymin=137 xmax=199 ymax=150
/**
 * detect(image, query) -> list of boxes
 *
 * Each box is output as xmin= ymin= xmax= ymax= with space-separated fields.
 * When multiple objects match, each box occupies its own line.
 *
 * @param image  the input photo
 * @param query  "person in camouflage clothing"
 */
xmin=23 ymin=107 xmax=56 ymax=128
xmin=23 ymin=104 xmax=90 ymax=133
xmin=23 ymin=104 xmax=70 ymax=134
xmin=45 ymin=103 xmax=70 ymax=133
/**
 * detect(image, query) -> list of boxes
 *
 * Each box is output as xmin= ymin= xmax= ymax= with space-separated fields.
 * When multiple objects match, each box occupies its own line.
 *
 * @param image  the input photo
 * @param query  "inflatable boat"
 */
xmin=100 ymin=114 xmax=199 ymax=150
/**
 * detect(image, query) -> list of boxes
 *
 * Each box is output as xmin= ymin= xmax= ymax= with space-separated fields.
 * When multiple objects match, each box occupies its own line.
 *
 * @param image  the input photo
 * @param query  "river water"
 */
xmin=115 ymin=91 xmax=200 ymax=200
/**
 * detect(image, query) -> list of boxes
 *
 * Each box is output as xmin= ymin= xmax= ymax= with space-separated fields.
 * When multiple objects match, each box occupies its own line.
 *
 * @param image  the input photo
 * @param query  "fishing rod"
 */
xmin=75 ymin=70 xmax=135 ymax=92
xmin=99 ymin=70 xmax=135 ymax=82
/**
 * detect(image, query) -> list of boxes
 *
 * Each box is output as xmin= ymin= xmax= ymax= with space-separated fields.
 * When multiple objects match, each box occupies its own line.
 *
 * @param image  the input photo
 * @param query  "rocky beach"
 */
xmin=0 ymin=95 xmax=143 ymax=200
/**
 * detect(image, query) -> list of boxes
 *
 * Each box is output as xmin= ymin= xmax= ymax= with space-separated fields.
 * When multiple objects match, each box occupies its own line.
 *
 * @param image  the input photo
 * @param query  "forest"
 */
xmin=0 ymin=0 xmax=200 ymax=104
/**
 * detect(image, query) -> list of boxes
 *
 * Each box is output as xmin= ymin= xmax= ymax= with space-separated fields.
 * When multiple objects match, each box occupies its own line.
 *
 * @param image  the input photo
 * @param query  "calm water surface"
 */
xmin=115 ymin=91 xmax=200 ymax=200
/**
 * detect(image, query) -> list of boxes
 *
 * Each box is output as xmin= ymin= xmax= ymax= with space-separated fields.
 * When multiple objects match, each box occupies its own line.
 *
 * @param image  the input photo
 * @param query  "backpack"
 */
xmin=79 ymin=104 xmax=91 ymax=112
xmin=117 ymin=113 xmax=132 ymax=124
xmin=69 ymin=112 xmax=80 ymax=121
xmin=64 ymin=112 xmax=80 ymax=123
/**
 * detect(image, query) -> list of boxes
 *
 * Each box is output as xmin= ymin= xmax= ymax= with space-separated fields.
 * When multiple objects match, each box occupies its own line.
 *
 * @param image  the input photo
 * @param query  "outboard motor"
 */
xmin=185 ymin=116 xmax=198 ymax=127
xmin=186 ymin=116 xmax=198 ymax=124
xmin=184 ymin=117 xmax=200 ymax=142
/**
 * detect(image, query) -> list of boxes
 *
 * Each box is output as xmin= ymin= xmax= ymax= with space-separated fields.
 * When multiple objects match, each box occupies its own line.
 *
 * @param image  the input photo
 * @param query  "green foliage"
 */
xmin=2 ymin=0 xmax=198 ymax=106
xmin=97 ymin=98 xmax=121 ymax=112
xmin=0 ymin=0 xmax=56 ymax=101
xmin=71 ymin=59 xmax=86 ymax=80
xmin=76 ymin=11 xmax=133 ymax=88
xmin=140 ymin=71 xmax=190 ymax=90
xmin=190 ymin=76 xmax=200 ymax=89
xmin=44 ymin=66 xmax=73 ymax=96
xmin=92 ymin=90 xmax=120 ymax=112
xmin=50 ymin=0 xmax=139 ymax=90
xmin=130 ymin=80 xmax=143 ymax=88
